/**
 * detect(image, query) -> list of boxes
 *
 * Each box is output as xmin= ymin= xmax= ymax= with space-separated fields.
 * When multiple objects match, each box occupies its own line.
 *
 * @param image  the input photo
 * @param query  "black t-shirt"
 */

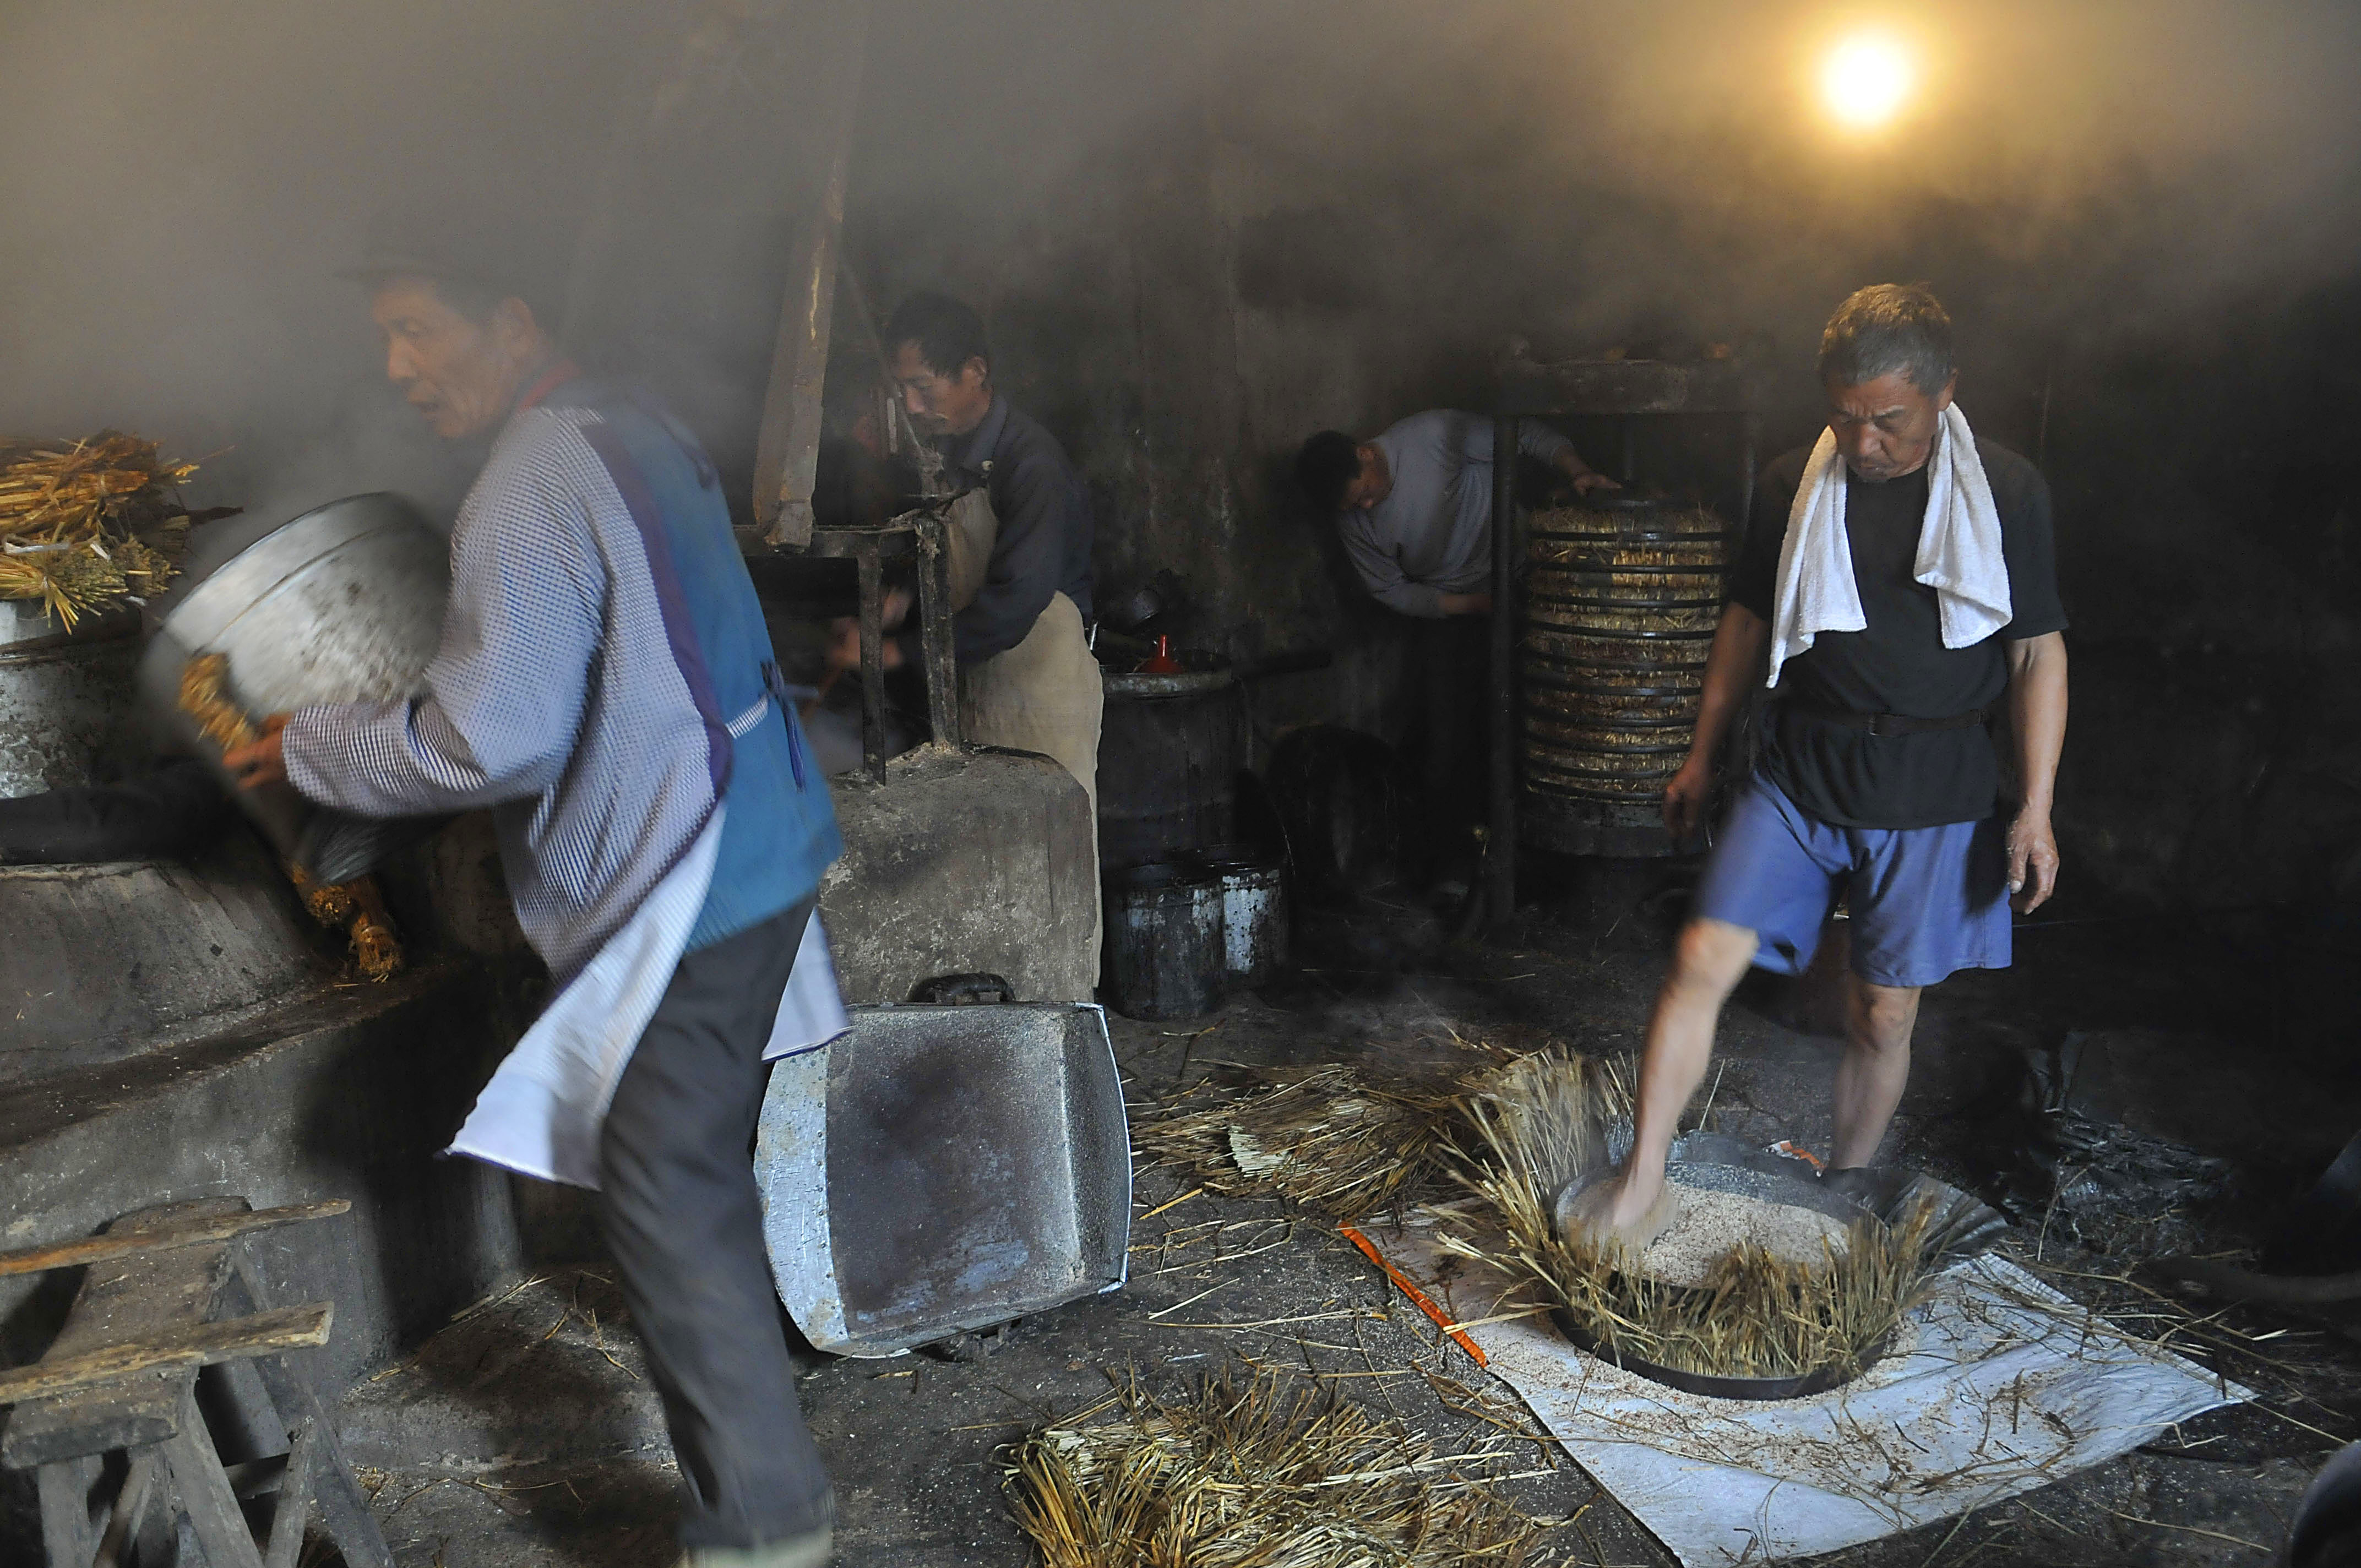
xmin=1728 ymin=437 xmax=2068 ymax=829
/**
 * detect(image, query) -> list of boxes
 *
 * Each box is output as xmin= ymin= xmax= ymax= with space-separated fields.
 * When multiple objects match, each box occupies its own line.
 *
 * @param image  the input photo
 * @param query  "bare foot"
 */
xmin=1556 ymin=1172 xmax=1682 ymax=1253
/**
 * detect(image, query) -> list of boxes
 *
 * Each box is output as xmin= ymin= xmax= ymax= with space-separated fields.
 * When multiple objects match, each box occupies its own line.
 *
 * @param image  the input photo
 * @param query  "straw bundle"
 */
xmin=286 ymin=863 xmax=406 ymax=983
xmin=1441 ymin=1055 xmax=1935 ymax=1384
xmin=180 ymin=652 xmax=405 ymax=983
xmin=0 ymin=433 xmax=198 ymax=628
xmin=1007 ymin=1369 xmax=1543 ymax=1568
xmin=1135 ymin=1044 xmax=1519 ymax=1222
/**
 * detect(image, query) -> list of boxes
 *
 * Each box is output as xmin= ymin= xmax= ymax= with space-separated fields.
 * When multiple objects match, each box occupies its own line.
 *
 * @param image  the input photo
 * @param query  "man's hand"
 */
xmin=221 ymin=714 xmax=292 ymax=791
xmin=2006 ymin=806 xmax=2059 ymax=913
xmin=1662 ymin=755 xmax=1713 ymax=843
xmin=1438 ymin=591 xmax=1494 ymax=616
xmin=824 ymin=587 xmax=914 ymax=675
xmin=1551 ymin=449 xmax=1620 ymax=499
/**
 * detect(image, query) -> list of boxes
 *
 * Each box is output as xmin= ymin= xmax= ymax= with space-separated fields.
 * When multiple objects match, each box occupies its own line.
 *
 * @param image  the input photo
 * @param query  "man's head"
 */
xmin=885 ymin=291 xmax=994 ymax=439
xmin=1817 ymin=282 xmax=1957 ymax=482
xmin=1296 ymin=430 xmax=1392 ymax=514
xmin=366 ymin=271 xmax=556 ymax=440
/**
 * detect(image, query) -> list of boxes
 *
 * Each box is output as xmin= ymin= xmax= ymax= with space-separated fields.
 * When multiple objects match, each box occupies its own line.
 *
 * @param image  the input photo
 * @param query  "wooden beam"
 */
xmin=0 ymin=1201 xmax=350 ymax=1281
xmin=750 ymin=0 xmax=872 ymax=548
xmin=0 ymin=1305 xmax=333 ymax=1407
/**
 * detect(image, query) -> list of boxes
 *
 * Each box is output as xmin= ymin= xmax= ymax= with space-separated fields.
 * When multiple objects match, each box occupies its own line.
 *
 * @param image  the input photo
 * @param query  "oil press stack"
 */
xmin=1522 ymin=496 xmax=1736 ymax=849
xmin=1485 ymin=352 xmax=1756 ymax=918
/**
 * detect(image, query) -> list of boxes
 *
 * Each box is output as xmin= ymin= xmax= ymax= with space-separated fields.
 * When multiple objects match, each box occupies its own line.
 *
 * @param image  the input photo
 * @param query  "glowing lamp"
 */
xmin=1821 ymin=35 xmax=1914 ymax=128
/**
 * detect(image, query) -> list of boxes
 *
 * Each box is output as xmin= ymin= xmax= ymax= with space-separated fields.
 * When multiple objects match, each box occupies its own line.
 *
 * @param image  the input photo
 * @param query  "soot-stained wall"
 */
xmin=848 ymin=96 xmax=2361 ymax=920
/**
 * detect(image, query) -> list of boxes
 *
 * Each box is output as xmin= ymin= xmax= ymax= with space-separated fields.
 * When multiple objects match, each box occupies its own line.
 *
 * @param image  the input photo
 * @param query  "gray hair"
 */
xmin=1818 ymin=283 xmax=1955 ymax=394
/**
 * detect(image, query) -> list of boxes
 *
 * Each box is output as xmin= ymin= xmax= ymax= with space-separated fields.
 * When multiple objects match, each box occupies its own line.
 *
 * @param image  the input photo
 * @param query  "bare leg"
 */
xmin=1594 ymin=917 xmax=1760 ymax=1232
xmin=1829 ymin=975 xmax=1921 ymax=1169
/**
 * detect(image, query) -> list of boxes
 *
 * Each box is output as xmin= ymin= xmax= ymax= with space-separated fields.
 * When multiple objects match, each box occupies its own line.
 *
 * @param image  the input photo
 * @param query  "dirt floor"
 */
xmin=338 ymin=854 xmax=2361 ymax=1566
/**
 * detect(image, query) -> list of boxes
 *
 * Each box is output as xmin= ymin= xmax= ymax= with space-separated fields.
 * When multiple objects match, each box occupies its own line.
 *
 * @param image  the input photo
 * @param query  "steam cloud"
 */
xmin=3 ymin=0 xmax=2356 ymax=539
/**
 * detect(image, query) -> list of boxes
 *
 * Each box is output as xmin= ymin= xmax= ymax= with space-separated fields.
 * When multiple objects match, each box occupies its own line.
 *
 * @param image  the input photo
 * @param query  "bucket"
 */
xmin=138 ymin=493 xmax=450 ymax=883
xmin=1101 ymin=862 xmax=1225 ymax=1020
xmin=1184 ymin=843 xmax=1287 ymax=987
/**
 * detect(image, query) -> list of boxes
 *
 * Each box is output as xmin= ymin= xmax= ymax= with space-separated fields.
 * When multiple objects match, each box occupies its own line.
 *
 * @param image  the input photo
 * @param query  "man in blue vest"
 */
xmin=225 ymin=232 xmax=844 ymax=1568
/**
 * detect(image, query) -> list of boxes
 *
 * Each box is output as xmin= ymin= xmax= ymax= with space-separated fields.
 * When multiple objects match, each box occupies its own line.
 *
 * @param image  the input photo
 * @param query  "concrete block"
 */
xmin=0 ymin=837 xmax=338 ymax=1087
xmin=0 ymin=962 xmax=530 ymax=1403
xmin=819 ymin=747 xmax=1095 ymax=1004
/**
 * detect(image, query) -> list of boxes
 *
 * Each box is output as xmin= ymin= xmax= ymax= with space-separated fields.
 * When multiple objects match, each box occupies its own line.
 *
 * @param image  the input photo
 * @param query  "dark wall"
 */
xmin=844 ymin=45 xmax=2361 ymax=916
xmin=6 ymin=0 xmax=2358 ymax=914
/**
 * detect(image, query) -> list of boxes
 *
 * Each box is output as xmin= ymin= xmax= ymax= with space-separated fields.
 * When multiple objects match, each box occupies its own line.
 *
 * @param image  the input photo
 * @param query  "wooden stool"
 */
xmin=0 ymin=1198 xmax=391 ymax=1568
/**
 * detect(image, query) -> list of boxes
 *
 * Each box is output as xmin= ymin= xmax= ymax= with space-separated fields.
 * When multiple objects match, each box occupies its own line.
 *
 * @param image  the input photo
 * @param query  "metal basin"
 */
xmin=138 ymin=493 xmax=448 ymax=882
xmin=754 ymin=1000 xmax=1131 ymax=1357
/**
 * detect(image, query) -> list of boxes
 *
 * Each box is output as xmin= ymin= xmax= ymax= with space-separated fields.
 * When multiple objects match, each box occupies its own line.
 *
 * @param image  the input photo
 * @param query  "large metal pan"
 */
xmin=755 ymin=995 xmax=1131 ymax=1357
xmin=138 ymin=493 xmax=449 ymax=883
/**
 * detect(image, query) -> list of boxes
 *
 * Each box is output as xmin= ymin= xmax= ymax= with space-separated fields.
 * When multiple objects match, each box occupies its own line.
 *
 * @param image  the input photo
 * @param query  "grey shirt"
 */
xmin=1337 ymin=410 xmax=1575 ymax=617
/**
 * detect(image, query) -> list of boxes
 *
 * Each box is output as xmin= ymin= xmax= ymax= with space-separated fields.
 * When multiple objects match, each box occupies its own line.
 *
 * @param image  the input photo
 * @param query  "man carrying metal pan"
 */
xmin=221 ymin=224 xmax=847 ymax=1568
xmin=1567 ymin=284 xmax=2069 ymax=1247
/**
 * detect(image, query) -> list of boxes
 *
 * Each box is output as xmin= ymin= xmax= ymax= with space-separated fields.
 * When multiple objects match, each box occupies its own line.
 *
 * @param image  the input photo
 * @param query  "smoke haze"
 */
xmin=4 ymin=1 xmax=2358 ymax=525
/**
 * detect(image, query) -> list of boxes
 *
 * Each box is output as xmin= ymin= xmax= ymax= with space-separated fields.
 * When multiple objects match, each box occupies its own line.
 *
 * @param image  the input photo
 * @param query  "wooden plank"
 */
xmin=0 ymin=1305 xmax=332 ymax=1407
xmin=912 ymin=513 xmax=961 ymax=749
xmin=4 ymin=1201 xmax=249 ymax=1469
xmin=0 ymin=1201 xmax=350 ymax=1281
xmin=5 ymin=1386 xmax=181 ymax=1470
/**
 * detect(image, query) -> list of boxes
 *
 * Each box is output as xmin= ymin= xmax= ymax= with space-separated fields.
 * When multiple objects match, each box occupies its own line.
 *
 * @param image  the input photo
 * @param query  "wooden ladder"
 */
xmin=0 ymin=1197 xmax=392 ymax=1568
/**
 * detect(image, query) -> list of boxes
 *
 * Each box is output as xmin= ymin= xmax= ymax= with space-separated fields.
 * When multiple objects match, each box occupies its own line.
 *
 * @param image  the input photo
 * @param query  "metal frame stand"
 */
xmin=1485 ymin=357 xmax=1758 ymax=928
xmin=801 ymin=514 xmax=961 ymax=784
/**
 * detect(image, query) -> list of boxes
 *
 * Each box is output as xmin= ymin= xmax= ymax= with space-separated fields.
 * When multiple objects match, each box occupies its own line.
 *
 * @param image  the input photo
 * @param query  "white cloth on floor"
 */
xmin=1363 ymin=1223 xmax=2245 ymax=1566
xmin=448 ymin=803 xmax=850 ymax=1189
xmin=1767 ymin=402 xmax=2012 ymax=687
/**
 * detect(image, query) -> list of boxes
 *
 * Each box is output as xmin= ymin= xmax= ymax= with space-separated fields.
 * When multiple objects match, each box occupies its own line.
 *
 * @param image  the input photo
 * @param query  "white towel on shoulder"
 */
xmin=1766 ymin=403 xmax=2012 ymax=688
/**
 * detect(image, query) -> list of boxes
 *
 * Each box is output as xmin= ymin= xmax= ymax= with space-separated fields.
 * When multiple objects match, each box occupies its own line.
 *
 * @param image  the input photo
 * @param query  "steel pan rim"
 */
xmin=155 ymin=492 xmax=433 ymax=652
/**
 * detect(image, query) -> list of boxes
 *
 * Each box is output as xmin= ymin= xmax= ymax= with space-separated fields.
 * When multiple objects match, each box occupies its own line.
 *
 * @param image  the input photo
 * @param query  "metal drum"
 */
xmin=1184 ymin=843 xmax=1287 ymax=986
xmin=138 ymin=493 xmax=449 ymax=883
xmin=0 ymin=604 xmax=146 ymax=798
xmin=1100 ymin=862 xmax=1226 ymax=1020
xmin=1521 ymin=496 xmax=1732 ymax=857
xmin=755 ymin=999 xmax=1130 ymax=1358
xmin=1096 ymin=664 xmax=1243 ymax=871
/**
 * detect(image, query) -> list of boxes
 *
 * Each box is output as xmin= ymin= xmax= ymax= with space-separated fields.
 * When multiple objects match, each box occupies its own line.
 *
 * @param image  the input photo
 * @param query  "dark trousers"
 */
xmin=1408 ymin=615 xmax=1491 ymax=870
xmin=599 ymin=899 xmax=832 ymax=1550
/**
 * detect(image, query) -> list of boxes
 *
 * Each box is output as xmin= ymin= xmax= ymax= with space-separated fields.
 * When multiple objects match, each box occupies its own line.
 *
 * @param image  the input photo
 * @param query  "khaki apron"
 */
xmin=947 ymin=486 xmax=1105 ymax=972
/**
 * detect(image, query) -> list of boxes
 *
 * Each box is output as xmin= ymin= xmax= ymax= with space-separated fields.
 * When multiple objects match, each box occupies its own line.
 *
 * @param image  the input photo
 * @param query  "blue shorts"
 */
xmin=1691 ymin=775 xmax=2012 ymax=990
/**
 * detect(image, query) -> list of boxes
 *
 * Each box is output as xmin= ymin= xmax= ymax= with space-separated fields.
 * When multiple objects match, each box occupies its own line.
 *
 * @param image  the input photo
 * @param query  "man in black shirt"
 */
xmin=825 ymin=292 xmax=1102 ymax=800
xmin=1569 ymin=284 xmax=2069 ymax=1247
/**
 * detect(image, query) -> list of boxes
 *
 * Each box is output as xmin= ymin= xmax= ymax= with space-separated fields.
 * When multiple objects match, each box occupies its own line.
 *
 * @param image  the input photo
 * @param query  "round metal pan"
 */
xmin=139 ymin=492 xmax=451 ymax=882
xmin=1542 ymin=1133 xmax=1956 ymax=1401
